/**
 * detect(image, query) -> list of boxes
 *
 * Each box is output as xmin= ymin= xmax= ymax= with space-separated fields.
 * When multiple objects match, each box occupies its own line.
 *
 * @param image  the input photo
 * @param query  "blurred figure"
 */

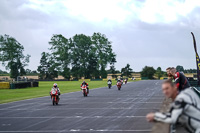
xmin=146 ymin=80 xmax=200 ymax=133
xmin=107 ymin=78 xmax=112 ymax=84
xmin=117 ymin=79 xmax=121 ymax=84
xmin=170 ymin=67 xmax=190 ymax=92
xmin=166 ymin=67 xmax=172 ymax=79
xmin=124 ymin=78 xmax=127 ymax=84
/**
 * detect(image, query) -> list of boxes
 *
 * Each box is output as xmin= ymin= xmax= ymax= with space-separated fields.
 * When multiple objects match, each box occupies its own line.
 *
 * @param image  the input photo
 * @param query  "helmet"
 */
xmin=53 ymin=83 xmax=57 ymax=88
xmin=83 ymin=81 xmax=86 ymax=84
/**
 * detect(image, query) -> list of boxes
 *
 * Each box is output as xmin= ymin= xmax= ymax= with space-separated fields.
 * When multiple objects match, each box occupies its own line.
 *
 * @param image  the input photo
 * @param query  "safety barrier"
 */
xmin=160 ymin=77 xmax=168 ymax=80
xmin=0 ymin=82 xmax=10 ymax=89
xmin=32 ymin=82 xmax=39 ymax=87
xmin=141 ymin=77 xmax=148 ymax=80
xmin=90 ymin=79 xmax=103 ymax=81
xmin=10 ymin=82 xmax=31 ymax=89
xmin=78 ymin=79 xmax=91 ymax=82
xmin=10 ymin=81 xmax=39 ymax=89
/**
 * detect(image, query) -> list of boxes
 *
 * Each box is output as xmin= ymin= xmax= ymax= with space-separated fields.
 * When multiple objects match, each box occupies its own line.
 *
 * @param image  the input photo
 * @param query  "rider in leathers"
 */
xmin=107 ymin=78 xmax=112 ymax=84
xmin=81 ymin=81 xmax=89 ymax=94
xmin=50 ymin=83 xmax=60 ymax=100
xmin=147 ymin=80 xmax=200 ymax=133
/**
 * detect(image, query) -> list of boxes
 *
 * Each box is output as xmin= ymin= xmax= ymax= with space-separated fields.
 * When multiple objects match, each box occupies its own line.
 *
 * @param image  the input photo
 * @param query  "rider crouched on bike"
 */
xmin=107 ymin=78 xmax=112 ymax=84
xmin=81 ymin=81 xmax=89 ymax=93
xmin=117 ymin=79 xmax=121 ymax=84
xmin=50 ymin=83 xmax=60 ymax=99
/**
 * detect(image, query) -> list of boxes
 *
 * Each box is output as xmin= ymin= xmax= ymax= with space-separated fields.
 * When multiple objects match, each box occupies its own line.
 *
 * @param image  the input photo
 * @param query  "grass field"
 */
xmin=0 ymin=81 xmax=107 ymax=104
xmin=0 ymin=80 xmax=138 ymax=104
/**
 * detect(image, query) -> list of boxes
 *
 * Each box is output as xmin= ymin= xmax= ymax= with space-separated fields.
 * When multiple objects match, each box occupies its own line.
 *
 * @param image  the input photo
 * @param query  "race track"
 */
xmin=0 ymin=80 xmax=164 ymax=133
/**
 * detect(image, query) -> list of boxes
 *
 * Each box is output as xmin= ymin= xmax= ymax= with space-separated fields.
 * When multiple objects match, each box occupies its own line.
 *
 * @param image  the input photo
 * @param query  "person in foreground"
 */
xmin=146 ymin=80 xmax=200 ymax=133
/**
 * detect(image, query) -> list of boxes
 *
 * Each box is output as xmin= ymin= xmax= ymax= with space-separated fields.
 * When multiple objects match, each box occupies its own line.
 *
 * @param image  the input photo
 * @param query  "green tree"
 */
xmin=91 ymin=32 xmax=116 ymax=78
xmin=141 ymin=66 xmax=156 ymax=79
xmin=42 ymin=32 xmax=116 ymax=80
xmin=49 ymin=34 xmax=71 ymax=80
xmin=109 ymin=56 xmax=117 ymax=79
xmin=71 ymin=34 xmax=92 ymax=79
xmin=37 ymin=52 xmax=58 ymax=79
xmin=155 ymin=67 xmax=163 ymax=79
xmin=0 ymin=69 xmax=8 ymax=74
xmin=32 ymin=70 xmax=38 ymax=74
xmin=176 ymin=65 xmax=184 ymax=72
xmin=0 ymin=34 xmax=30 ymax=79
xmin=25 ymin=69 xmax=32 ymax=74
xmin=121 ymin=64 xmax=133 ymax=78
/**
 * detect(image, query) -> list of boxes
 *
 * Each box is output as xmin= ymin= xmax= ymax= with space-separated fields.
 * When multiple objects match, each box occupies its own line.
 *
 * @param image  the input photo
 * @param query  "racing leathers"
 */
xmin=116 ymin=80 xmax=121 ymax=86
xmin=154 ymin=87 xmax=200 ymax=133
xmin=50 ymin=87 xmax=60 ymax=100
xmin=174 ymin=72 xmax=190 ymax=92
xmin=107 ymin=79 xmax=112 ymax=84
xmin=81 ymin=82 xmax=89 ymax=93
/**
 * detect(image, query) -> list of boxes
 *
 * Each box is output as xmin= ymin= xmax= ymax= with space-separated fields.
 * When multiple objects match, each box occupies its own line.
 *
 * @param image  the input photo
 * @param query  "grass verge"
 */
xmin=0 ymin=81 xmax=108 ymax=104
xmin=0 ymin=80 xmax=139 ymax=104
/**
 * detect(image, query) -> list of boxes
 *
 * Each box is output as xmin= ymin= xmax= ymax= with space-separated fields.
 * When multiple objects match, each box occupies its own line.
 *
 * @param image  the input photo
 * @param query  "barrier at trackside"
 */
xmin=10 ymin=81 xmax=39 ymax=89
xmin=0 ymin=82 xmax=10 ymax=89
xmin=78 ymin=79 xmax=91 ymax=82
xmin=141 ymin=77 xmax=148 ymax=80
xmin=0 ymin=81 xmax=39 ymax=89
xmin=10 ymin=82 xmax=31 ymax=89
xmin=90 ymin=79 xmax=103 ymax=81
xmin=160 ymin=77 xmax=168 ymax=80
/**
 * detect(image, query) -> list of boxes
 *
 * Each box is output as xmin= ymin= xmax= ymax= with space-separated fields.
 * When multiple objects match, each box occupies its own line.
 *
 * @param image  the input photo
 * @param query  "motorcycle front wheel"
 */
xmin=52 ymin=97 xmax=55 ymax=105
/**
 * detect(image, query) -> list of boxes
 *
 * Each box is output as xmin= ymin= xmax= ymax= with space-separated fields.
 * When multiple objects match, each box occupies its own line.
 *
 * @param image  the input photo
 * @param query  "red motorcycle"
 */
xmin=81 ymin=85 xmax=88 ymax=97
xmin=125 ymin=79 xmax=127 ymax=84
xmin=121 ymin=79 xmax=123 ymax=85
xmin=51 ymin=89 xmax=59 ymax=105
xmin=117 ymin=82 xmax=121 ymax=90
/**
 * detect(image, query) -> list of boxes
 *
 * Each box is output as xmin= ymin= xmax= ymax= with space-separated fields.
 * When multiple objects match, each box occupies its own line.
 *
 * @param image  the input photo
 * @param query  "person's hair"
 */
xmin=166 ymin=67 xmax=171 ymax=70
xmin=162 ymin=79 xmax=175 ymax=87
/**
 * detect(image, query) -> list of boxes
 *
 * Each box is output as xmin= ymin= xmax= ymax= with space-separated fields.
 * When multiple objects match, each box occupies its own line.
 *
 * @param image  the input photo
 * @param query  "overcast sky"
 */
xmin=1 ymin=0 xmax=200 ymax=72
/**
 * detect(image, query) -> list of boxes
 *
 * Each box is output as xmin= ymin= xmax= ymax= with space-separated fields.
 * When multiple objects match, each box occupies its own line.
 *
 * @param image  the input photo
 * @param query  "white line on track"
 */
xmin=0 ymin=129 xmax=152 ymax=132
xmin=0 ymin=108 xmax=159 ymax=110
xmin=0 ymin=116 xmax=146 ymax=119
xmin=1 ymin=101 xmax=162 ymax=106
xmin=68 ymin=129 xmax=152 ymax=132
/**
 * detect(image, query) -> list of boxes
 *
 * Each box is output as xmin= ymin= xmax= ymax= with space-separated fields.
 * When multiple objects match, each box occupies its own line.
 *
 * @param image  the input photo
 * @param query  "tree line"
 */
xmin=0 ymin=33 xmax=118 ymax=80
xmin=0 ymin=35 xmax=30 ymax=79
xmin=0 ymin=34 xmax=197 ymax=80
xmin=37 ymin=33 xmax=116 ymax=80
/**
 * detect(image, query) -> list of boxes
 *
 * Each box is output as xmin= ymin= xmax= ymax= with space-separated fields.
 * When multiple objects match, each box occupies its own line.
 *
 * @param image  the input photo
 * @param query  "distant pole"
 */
xmin=191 ymin=32 xmax=200 ymax=85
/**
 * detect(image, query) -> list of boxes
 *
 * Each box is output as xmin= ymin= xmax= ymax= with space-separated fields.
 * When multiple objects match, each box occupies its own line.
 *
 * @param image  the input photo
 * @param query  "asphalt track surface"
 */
xmin=0 ymin=80 xmax=164 ymax=133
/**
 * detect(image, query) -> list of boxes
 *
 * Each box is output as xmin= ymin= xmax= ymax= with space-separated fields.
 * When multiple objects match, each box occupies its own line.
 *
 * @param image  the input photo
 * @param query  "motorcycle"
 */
xmin=121 ymin=80 xmax=123 ymax=85
xmin=81 ymin=85 xmax=88 ymax=97
xmin=50 ymin=89 xmax=59 ymax=105
xmin=125 ymin=79 xmax=127 ymax=84
xmin=117 ymin=82 xmax=121 ymax=90
xmin=108 ymin=81 xmax=112 ymax=89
